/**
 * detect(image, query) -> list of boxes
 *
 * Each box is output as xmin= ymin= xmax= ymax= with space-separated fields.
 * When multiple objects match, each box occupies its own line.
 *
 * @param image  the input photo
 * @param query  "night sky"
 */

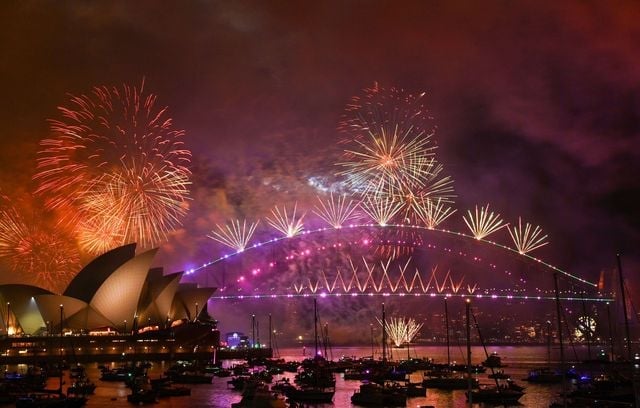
xmin=1 ymin=1 xmax=638 ymax=324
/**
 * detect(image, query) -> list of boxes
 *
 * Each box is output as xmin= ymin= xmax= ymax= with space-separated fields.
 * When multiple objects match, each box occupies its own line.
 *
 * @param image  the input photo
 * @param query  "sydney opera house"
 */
xmin=0 ymin=244 xmax=232 ymax=363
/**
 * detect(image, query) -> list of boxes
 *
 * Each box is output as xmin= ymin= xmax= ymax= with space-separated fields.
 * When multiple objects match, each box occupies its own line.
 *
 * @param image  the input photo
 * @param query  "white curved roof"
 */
xmin=90 ymin=248 xmax=158 ymax=326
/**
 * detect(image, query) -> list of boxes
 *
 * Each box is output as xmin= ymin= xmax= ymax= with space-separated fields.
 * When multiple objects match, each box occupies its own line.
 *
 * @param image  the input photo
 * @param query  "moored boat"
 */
xmin=350 ymin=382 xmax=406 ymax=407
xmin=467 ymin=385 xmax=524 ymax=404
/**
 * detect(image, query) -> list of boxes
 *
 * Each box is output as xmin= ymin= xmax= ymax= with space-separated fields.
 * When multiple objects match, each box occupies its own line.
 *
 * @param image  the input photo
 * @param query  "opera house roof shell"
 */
xmin=0 ymin=244 xmax=216 ymax=335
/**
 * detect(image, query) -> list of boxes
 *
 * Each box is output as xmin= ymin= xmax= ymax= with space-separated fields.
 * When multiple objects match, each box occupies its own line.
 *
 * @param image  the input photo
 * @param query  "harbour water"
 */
xmin=17 ymin=345 xmax=594 ymax=407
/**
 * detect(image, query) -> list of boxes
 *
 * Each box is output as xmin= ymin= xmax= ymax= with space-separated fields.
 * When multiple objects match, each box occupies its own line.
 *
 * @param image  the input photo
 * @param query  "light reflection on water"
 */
xmin=43 ymin=345 xmax=580 ymax=407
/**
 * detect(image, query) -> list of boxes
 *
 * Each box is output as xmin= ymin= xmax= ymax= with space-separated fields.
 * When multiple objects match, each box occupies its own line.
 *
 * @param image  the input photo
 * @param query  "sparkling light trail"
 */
xmin=266 ymin=203 xmax=306 ymax=238
xmin=463 ymin=204 xmax=507 ymax=240
xmin=313 ymin=193 xmax=359 ymax=228
xmin=414 ymin=197 xmax=456 ymax=229
xmin=508 ymin=217 xmax=549 ymax=254
xmin=360 ymin=195 xmax=404 ymax=226
xmin=208 ymin=219 xmax=259 ymax=252
xmin=378 ymin=316 xmax=423 ymax=347
xmin=33 ymin=80 xmax=191 ymax=252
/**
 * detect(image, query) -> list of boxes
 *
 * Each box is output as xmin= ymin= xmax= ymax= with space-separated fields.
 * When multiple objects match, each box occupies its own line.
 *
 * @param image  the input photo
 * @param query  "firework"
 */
xmin=208 ymin=219 xmax=259 ymax=252
xmin=313 ymin=193 xmax=359 ymax=228
xmin=377 ymin=316 xmax=423 ymax=347
xmin=463 ymin=204 xmax=507 ymax=240
xmin=414 ymin=198 xmax=456 ymax=229
xmin=76 ymin=212 xmax=125 ymax=255
xmin=360 ymin=195 xmax=404 ymax=226
xmin=266 ymin=203 xmax=305 ymax=238
xmin=33 ymin=80 xmax=191 ymax=252
xmin=574 ymin=316 xmax=596 ymax=339
xmin=337 ymin=84 xmax=455 ymax=222
xmin=392 ymin=159 xmax=455 ymax=211
xmin=507 ymin=217 xmax=549 ymax=255
xmin=337 ymin=129 xmax=435 ymax=196
xmin=0 ymin=205 xmax=79 ymax=293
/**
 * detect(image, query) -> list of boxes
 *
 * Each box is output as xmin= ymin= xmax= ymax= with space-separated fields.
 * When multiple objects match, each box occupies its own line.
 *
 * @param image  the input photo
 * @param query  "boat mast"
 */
xmin=553 ymin=273 xmax=567 ymax=408
xmin=580 ymin=294 xmax=592 ymax=361
xmin=616 ymin=254 xmax=632 ymax=360
xmin=314 ymin=298 xmax=319 ymax=357
xmin=546 ymin=320 xmax=552 ymax=366
xmin=606 ymin=302 xmax=615 ymax=361
xmin=268 ymin=314 xmax=272 ymax=351
xmin=382 ymin=303 xmax=387 ymax=363
xmin=466 ymin=298 xmax=472 ymax=407
xmin=59 ymin=304 xmax=64 ymax=394
xmin=445 ymin=297 xmax=451 ymax=366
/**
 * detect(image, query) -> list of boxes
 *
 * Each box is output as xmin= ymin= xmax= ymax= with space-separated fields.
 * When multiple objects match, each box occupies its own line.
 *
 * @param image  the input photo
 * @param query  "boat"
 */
xmin=482 ymin=351 xmax=505 ymax=368
xmin=126 ymin=389 xmax=157 ymax=404
xmin=168 ymin=370 xmax=212 ymax=384
xmin=232 ymin=379 xmax=286 ymax=408
xmin=423 ymin=297 xmax=480 ymax=390
xmin=100 ymin=367 xmax=133 ymax=382
xmin=467 ymin=385 xmax=524 ymax=404
xmin=15 ymin=393 xmax=87 ymax=408
xmin=405 ymin=381 xmax=427 ymax=397
xmin=350 ymin=382 xmax=406 ymax=407
xmin=422 ymin=369 xmax=478 ymax=390
xmin=147 ymin=376 xmax=191 ymax=397
xmin=154 ymin=385 xmax=191 ymax=398
xmin=284 ymin=386 xmax=335 ymax=403
xmin=66 ymin=379 xmax=96 ymax=396
xmin=524 ymin=367 xmax=563 ymax=384
xmin=487 ymin=369 xmax=511 ymax=380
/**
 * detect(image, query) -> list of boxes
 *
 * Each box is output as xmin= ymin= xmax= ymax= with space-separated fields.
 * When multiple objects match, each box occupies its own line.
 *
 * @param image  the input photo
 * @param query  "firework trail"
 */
xmin=508 ymin=217 xmax=549 ymax=254
xmin=360 ymin=194 xmax=404 ymax=226
xmin=266 ymin=203 xmax=306 ymax=237
xmin=208 ymin=219 xmax=259 ymax=252
xmin=336 ymin=83 xmax=455 ymax=221
xmin=377 ymin=316 xmax=423 ymax=347
xmin=463 ymin=204 xmax=507 ymax=240
xmin=0 ymin=200 xmax=79 ymax=293
xmin=33 ymin=80 xmax=191 ymax=252
xmin=313 ymin=193 xmax=359 ymax=228
xmin=414 ymin=197 xmax=456 ymax=229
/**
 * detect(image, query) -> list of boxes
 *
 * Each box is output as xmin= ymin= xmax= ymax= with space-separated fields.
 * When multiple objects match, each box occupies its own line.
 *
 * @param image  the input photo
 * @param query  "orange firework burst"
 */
xmin=0 ymin=202 xmax=79 ymax=293
xmin=34 ymin=80 xmax=191 ymax=253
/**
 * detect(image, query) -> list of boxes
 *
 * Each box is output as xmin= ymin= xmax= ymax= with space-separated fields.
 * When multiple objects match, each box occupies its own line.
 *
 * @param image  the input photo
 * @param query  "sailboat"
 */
xmin=525 ymin=322 xmax=563 ymax=384
xmin=422 ymin=297 xmax=478 ymax=390
xmin=285 ymin=299 xmax=335 ymax=403
xmin=466 ymin=303 xmax=524 ymax=404
xmin=16 ymin=305 xmax=88 ymax=408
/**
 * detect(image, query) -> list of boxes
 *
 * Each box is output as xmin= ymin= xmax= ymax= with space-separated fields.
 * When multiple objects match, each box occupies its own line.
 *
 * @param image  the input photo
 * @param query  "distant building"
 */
xmin=226 ymin=332 xmax=249 ymax=348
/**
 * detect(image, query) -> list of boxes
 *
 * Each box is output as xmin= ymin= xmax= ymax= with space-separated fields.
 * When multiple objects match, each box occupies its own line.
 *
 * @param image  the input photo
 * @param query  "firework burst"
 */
xmin=463 ymin=204 xmax=507 ymax=240
xmin=208 ymin=219 xmax=259 ymax=252
xmin=0 ymin=204 xmax=79 ymax=293
xmin=360 ymin=195 xmax=404 ymax=226
xmin=337 ymin=83 xmax=455 ymax=221
xmin=313 ymin=193 xmax=359 ymax=228
xmin=266 ymin=203 xmax=305 ymax=238
xmin=508 ymin=217 xmax=549 ymax=254
xmin=377 ymin=316 xmax=423 ymax=347
xmin=33 ymin=80 xmax=191 ymax=252
xmin=414 ymin=198 xmax=456 ymax=229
